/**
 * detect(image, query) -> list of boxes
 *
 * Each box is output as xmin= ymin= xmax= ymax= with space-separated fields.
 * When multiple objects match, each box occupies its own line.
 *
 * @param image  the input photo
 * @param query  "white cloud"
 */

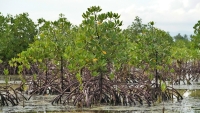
xmin=117 ymin=0 xmax=200 ymax=36
xmin=0 ymin=0 xmax=199 ymax=36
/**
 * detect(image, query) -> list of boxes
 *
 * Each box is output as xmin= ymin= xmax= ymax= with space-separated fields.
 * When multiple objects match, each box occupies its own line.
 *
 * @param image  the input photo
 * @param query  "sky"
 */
xmin=1 ymin=0 xmax=200 ymax=37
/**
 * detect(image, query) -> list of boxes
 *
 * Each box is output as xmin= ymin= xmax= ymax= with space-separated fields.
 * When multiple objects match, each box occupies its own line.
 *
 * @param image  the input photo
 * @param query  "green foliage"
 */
xmin=109 ymin=72 xmax=115 ymax=80
xmin=149 ymin=21 xmax=154 ymax=26
xmin=171 ymin=39 xmax=192 ymax=61
xmin=174 ymin=33 xmax=188 ymax=42
xmin=126 ymin=18 xmax=173 ymax=70
xmin=76 ymin=72 xmax=83 ymax=90
xmin=191 ymin=20 xmax=200 ymax=60
xmin=78 ymin=6 xmax=128 ymax=74
xmin=3 ymin=68 xmax=9 ymax=75
xmin=123 ymin=16 xmax=146 ymax=42
xmin=33 ymin=74 xmax=37 ymax=80
xmin=0 ymin=13 xmax=37 ymax=62
xmin=161 ymin=81 xmax=167 ymax=92
xmin=10 ymin=14 xmax=74 ymax=75
xmin=4 ymin=7 xmax=199 ymax=88
xmin=29 ymin=6 xmax=126 ymax=77
xmin=193 ymin=20 xmax=200 ymax=35
xmin=3 ymin=68 xmax=9 ymax=85
xmin=148 ymin=74 xmax=154 ymax=80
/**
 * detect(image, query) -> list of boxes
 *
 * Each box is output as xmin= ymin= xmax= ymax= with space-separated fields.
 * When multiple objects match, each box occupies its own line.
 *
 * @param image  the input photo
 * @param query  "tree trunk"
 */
xmin=61 ymin=56 xmax=64 ymax=91
xmin=99 ymin=71 xmax=103 ymax=102
xmin=155 ymin=51 xmax=158 ymax=88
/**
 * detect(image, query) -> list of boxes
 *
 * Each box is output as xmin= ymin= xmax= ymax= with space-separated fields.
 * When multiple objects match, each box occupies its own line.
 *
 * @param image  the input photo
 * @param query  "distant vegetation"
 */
xmin=0 ymin=6 xmax=200 ymax=107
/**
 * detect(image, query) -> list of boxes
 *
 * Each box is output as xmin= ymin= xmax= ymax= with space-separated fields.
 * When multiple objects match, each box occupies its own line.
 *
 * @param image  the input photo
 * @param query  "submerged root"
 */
xmin=0 ymin=85 xmax=27 ymax=106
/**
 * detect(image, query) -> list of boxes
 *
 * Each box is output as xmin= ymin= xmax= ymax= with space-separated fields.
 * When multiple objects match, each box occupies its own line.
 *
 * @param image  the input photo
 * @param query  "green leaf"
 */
xmin=0 ymin=60 xmax=3 ymax=64
xmin=3 ymin=68 xmax=9 ymax=75
xmin=161 ymin=81 xmax=167 ymax=92
xmin=109 ymin=73 xmax=115 ymax=80
xmin=3 ymin=69 xmax=9 ymax=85
xmin=92 ymin=71 xmax=98 ymax=76
xmin=76 ymin=72 xmax=82 ymax=83
xmin=148 ymin=74 xmax=154 ymax=81
xmin=33 ymin=74 xmax=37 ymax=80
xmin=170 ymin=68 xmax=175 ymax=73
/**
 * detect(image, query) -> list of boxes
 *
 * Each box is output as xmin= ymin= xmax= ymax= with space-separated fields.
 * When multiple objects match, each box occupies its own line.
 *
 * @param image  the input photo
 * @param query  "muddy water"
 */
xmin=0 ymin=76 xmax=200 ymax=113
xmin=1 ymin=88 xmax=200 ymax=113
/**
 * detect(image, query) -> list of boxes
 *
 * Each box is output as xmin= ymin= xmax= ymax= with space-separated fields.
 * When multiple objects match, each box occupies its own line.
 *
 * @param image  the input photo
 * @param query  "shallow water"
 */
xmin=0 ymin=76 xmax=200 ymax=113
xmin=0 ymin=89 xmax=199 ymax=113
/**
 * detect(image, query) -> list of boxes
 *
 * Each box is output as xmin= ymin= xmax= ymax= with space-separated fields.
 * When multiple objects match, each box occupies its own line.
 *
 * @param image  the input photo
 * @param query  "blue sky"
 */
xmin=1 ymin=0 xmax=200 ymax=37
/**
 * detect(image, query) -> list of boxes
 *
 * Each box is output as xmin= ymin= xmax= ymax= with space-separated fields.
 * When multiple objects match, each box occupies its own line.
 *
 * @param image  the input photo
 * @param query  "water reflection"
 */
xmin=0 ymin=76 xmax=200 ymax=113
xmin=1 ymin=95 xmax=200 ymax=113
xmin=183 ymin=90 xmax=191 ymax=97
